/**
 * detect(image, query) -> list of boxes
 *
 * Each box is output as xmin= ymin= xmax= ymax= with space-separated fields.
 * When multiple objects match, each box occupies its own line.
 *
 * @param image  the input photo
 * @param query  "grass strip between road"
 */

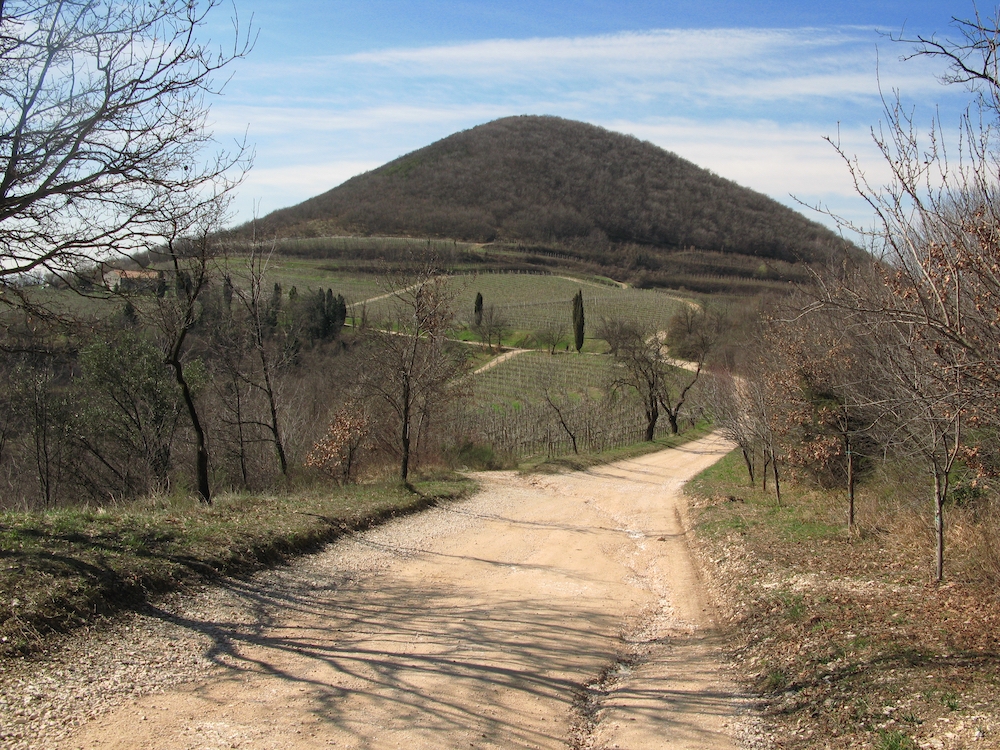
xmin=685 ymin=450 xmax=1000 ymax=749
xmin=0 ymin=475 xmax=473 ymax=656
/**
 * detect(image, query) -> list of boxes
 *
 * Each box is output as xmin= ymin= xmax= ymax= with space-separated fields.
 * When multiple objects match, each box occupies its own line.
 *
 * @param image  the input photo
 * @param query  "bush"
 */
xmin=449 ymin=441 xmax=509 ymax=470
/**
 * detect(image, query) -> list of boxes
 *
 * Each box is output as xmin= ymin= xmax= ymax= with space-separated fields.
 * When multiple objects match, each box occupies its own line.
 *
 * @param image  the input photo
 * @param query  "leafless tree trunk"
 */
xmin=599 ymin=318 xmax=698 ymax=440
xmin=536 ymin=322 xmax=568 ymax=354
xmin=153 ymin=201 xmax=230 ymax=504
xmin=544 ymin=391 xmax=579 ymax=454
xmin=229 ymin=245 xmax=291 ymax=477
xmin=476 ymin=303 xmax=511 ymax=352
xmin=704 ymin=371 xmax=757 ymax=486
xmin=360 ymin=269 xmax=468 ymax=483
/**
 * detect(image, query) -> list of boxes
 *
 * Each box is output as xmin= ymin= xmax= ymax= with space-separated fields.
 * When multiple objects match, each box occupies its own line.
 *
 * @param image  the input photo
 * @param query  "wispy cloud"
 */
xmin=214 ymin=103 xmax=514 ymax=137
xmin=339 ymin=27 xmax=945 ymax=101
xmin=218 ymin=25 xmax=965 ymax=227
xmin=246 ymin=160 xmax=382 ymax=191
xmin=345 ymin=27 xmax=858 ymax=68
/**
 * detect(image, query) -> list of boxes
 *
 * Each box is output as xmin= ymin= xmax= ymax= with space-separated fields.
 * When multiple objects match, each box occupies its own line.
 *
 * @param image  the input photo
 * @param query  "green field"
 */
xmin=450 ymin=273 xmax=690 ymax=330
xmin=21 ymin=262 xmax=690 ymax=353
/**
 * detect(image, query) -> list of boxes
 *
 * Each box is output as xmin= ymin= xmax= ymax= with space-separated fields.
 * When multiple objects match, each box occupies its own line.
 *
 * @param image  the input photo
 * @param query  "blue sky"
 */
xmin=209 ymin=1 xmax=975 ymax=232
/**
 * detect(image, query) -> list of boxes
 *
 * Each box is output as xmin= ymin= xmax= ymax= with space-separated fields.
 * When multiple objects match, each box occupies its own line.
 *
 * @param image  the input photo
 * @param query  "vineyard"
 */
xmin=213 ymin=261 xmax=693 ymax=342
xmin=221 ymin=257 xmax=385 ymax=306
xmin=355 ymin=271 xmax=692 ymax=340
xmin=211 ymin=262 xmax=700 ymax=460
xmin=461 ymin=350 xmax=698 ymax=459
xmin=257 ymin=267 xmax=698 ymax=459
xmin=269 ymin=236 xmax=477 ymax=259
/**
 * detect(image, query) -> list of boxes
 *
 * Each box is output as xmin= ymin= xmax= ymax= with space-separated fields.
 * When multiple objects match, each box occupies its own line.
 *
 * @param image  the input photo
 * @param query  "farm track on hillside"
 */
xmin=0 ymin=435 xmax=746 ymax=750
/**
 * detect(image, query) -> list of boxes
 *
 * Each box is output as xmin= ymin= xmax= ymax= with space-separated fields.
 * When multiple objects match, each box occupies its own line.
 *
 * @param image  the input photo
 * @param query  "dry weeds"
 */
xmin=686 ymin=452 xmax=1000 ymax=750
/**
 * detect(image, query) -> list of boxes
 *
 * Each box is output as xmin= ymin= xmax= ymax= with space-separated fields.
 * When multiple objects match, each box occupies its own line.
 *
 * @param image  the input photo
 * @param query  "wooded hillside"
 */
xmin=245 ymin=116 xmax=848 ymax=273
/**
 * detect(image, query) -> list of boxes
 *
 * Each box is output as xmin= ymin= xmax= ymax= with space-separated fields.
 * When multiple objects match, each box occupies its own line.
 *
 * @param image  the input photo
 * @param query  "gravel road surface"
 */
xmin=1 ymin=433 xmax=743 ymax=749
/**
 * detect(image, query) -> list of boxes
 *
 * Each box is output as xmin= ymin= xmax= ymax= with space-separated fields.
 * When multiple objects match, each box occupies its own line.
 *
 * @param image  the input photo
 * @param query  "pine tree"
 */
xmin=572 ymin=289 xmax=585 ymax=352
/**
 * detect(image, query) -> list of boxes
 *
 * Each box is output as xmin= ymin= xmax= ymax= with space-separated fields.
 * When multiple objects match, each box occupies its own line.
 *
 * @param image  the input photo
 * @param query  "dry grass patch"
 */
xmin=686 ymin=451 xmax=1000 ymax=749
xmin=0 ymin=474 xmax=474 ymax=656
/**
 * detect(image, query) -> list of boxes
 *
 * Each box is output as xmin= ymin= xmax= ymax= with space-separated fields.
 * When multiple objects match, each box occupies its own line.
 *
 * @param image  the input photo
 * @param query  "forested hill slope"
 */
xmin=249 ymin=115 xmax=847 ymax=267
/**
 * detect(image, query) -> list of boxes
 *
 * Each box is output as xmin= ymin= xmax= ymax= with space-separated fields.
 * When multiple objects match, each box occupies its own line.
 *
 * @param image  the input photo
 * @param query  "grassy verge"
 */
xmin=0 ymin=474 xmax=474 ymax=656
xmin=520 ymin=420 xmax=714 ymax=474
xmin=685 ymin=451 xmax=1000 ymax=749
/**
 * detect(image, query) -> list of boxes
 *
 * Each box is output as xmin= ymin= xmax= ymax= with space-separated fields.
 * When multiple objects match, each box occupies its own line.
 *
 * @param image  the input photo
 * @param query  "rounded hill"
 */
xmin=252 ymin=115 xmax=847 ymax=268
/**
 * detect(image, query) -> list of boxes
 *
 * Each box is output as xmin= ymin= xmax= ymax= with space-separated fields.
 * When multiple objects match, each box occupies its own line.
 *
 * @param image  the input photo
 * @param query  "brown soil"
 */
xmin=26 ymin=434 xmax=743 ymax=749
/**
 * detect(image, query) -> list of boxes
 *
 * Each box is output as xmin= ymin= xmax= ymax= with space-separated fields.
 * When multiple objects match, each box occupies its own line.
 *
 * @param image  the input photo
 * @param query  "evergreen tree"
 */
xmin=572 ymin=289 xmax=585 ymax=352
xmin=264 ymin=282 xmax=282 ymax=328
xmin=120 ymin=299 xmax=139 ymax=328
xmin=474 ymin=292 xmax=484 ymax=328
xmin=305 ymin=288 xmax=347 ymax=341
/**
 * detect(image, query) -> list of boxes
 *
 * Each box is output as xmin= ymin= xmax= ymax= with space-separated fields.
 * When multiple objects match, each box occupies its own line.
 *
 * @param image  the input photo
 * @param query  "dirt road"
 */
xmin=43 ymin=434 xmax=741 ymax=749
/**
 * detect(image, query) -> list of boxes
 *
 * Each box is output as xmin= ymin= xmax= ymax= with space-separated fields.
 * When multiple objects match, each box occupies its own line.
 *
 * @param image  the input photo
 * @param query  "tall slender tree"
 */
xmin=474 ymin=292 xmax=484 ymax=329
xmin=572 ymin=289 xmax=585 ymax=352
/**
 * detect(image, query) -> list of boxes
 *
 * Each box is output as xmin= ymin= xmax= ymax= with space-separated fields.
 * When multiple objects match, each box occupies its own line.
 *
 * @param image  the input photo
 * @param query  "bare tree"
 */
xmin=813 ymin=10 xmax=1000 ymax=576
xmin=704 ymin=371 xmax=757 ymax=486
xmin=476 ymin=303 xmax=510 ymax=352
xmin=0 ymin=0 xmax=252 ymax=299
xmin=544 ymin=390 xmax=579 ymax=454
xmin=227 ymin=245 xmax=291 ymax=478
xmin=599 ymin=318 xmax=705 ymax=440
xmin=595 ymin=316 xmax=630 ymax=356
xmin=535 ymin=321 xmax=567 ymax=354
xmin=759 ymin=295 xmax=884 ymax=530
xmin=361 ymin=271 xmax=468 ymax=483
xmin=896 ymin=8 xmax=1000 ymax=117
xmin=151 ymin=199 xmax=229 ymax=504
xmin=738 ymin=349 xmax=786 ymax=506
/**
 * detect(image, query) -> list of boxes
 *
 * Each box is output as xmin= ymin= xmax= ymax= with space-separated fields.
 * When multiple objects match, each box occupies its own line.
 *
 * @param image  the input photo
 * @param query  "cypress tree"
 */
xmin=120 ymin=299 xmax=139 ymax=328
xmin=336 ymin=294 xmax=347 ymax=332
xmin=265 ymin=282 xmax=282 ymax=328
xmin=474 ymin=292 xmax=483 ymax=328
xmin=572 ymin=289 xmax=584 ymax=352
